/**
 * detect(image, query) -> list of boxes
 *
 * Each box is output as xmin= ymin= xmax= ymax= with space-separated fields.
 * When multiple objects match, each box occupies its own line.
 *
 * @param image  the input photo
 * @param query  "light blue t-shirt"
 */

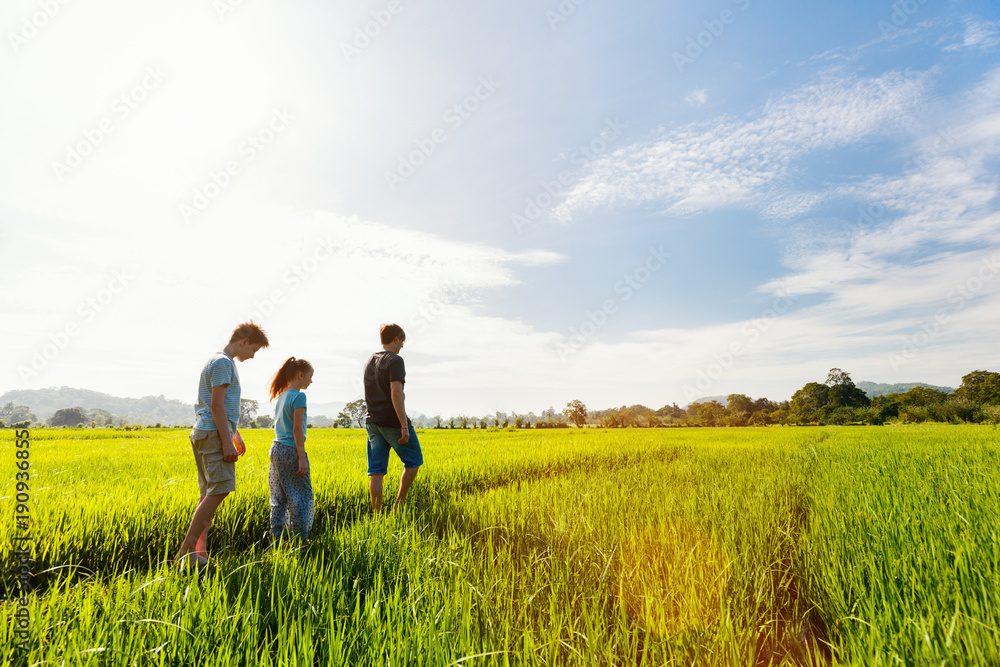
xmin=273 ymin=389 xmax=307 ymax=448
xmin=194 ymin=352 xmax=240 ymax=433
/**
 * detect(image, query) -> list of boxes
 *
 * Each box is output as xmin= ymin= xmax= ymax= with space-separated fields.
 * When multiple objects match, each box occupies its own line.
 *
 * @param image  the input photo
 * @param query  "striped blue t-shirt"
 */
xmin=194 ymin=352 xmax=240 ymax=433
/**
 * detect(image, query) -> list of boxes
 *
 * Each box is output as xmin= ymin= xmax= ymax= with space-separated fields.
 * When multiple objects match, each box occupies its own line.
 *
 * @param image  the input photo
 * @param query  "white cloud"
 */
xmin=683 ymin=89 xmax=707 ymax=107
xmin=944 ymin=18 xmax=1000 ymax=52
xmin=540 ymin=64 xmax=1000 ymax=404
xmin=552 ymin=69 xmax=927 ymax=221
xmin=764 ymin=66 xmax=1000 ymax=297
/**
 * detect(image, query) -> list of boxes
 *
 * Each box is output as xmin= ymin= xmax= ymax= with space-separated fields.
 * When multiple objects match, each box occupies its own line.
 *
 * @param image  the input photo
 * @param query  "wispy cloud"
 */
xmin=944 ymin=18 xmax=1000 ymax=52
xmin=763 ymin=66 xmax=1000 ymax=299
xmin=684 ymin=89 xmax=708 ymax=107
xmin=552 ymin=70 xmax=927 ymax=221
xmin=542 ymin=63 xmax=1000 ymax=402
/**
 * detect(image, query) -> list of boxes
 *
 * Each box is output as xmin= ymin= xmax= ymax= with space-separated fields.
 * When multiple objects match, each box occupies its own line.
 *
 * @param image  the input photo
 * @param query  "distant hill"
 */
xmin=856 ymin=381 xmax=954 ymax=398
xmin=683 ymin=395 xmax=728 ymax=408
xmin=0 ymin=387 xmax=194 ymax=426
xmin=310 ymin=401 xmax=347 ymax=419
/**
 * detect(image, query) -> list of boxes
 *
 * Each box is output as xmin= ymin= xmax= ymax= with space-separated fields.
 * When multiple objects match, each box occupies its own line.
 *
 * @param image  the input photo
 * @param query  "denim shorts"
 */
xmin=366 ymin=422 xmax=423 ymax=475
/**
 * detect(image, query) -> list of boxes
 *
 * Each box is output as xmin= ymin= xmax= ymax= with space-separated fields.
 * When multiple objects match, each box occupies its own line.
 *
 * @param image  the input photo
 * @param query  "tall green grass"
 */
xmin=802 ymin=425 xmax=1000 ymax=665
xmin=2 ymin=425 xmax=998 ymax=665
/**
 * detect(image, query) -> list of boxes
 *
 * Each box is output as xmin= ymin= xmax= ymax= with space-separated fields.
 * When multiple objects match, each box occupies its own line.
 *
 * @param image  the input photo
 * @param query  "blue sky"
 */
xmin=2 ymin=0 xmax=999 ymax=417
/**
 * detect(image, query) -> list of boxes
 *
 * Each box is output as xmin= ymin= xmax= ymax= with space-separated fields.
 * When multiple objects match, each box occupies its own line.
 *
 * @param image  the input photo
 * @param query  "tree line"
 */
xmin=583 ymin=369 xmax=1000 ymax=428
xmin=329 ymin=368 xmax=1000 ymax=429
xmin=7 ymin=368 xmax=999 ymax=429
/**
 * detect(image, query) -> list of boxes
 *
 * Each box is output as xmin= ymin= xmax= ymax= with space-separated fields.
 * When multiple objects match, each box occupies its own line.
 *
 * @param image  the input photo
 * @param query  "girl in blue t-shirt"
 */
xmin=267 ymin=357 xmax=315 ymax=541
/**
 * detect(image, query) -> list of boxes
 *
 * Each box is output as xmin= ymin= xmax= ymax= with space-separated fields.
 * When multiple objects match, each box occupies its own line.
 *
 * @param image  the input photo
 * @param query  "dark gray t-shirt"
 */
xmin=363 ymin=350 xmax=407 ymax=427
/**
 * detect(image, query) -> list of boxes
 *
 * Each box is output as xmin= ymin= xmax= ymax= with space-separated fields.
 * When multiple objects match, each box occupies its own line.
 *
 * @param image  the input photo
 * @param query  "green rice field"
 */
xmin=2 ymin=425 xmax=999 ymax=666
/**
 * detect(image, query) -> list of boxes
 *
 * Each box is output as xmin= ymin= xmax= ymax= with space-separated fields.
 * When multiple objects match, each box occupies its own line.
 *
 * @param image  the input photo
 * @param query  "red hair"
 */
xmin=269 ymin=357 xmax=313 ymax=400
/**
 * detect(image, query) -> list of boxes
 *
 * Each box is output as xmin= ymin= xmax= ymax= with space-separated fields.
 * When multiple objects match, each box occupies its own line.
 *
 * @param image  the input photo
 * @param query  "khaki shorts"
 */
xmin=190 ymin=429 xmax=236 ymax=496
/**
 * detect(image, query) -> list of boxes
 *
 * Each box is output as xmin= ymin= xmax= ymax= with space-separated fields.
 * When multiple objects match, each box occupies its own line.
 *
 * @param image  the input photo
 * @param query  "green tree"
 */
xmin=87 ymin=408 xmax=114 ymax=426
xmin=900 ymin=386 xmax=949 ymax=407
xmin=238 ymin=399 xmax=258 ymax=429
xmin=954 ymin=370 xmax=1000 ymax=405
xmin=254 ymin=415 xmax=275 ymax=429
xmin=726 ymin=394 xmax=755 ymax=414
xmin=698 ymin=401 xmax=725 ymax=426
xmin=565 ymin=400 xmax=587 ymax=427
xmin=790 ymin=382 xmax=829 ymax=414
xmin=753 ymin=397 xmax=776 ymax=413
xmin=49 ymin=407 xmax=89 ymax=427
xmin=655 ymin=403 xmax=686 ymax=423
xmin=687 ymin=400 xmax=724 ymax=426
xmin=1 ymin=403 xmax=36 ymax=425
xmin=338 ymin=399 xmax=367 ymax=429
xmin=826 ymin=368 xmax=870 ymax=408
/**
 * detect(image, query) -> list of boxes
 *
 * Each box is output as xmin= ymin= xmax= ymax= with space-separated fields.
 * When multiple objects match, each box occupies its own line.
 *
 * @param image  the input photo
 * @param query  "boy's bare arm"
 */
xmin=390 ymin=381 xmax=408 ymax=444
xmin=210 ymin=384 xmax=237 ymax=462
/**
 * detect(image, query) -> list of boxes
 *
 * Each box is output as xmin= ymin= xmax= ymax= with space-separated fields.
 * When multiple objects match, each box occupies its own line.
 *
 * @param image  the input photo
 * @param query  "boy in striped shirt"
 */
xmin=174 ymin=322 xmax=269 ymax=569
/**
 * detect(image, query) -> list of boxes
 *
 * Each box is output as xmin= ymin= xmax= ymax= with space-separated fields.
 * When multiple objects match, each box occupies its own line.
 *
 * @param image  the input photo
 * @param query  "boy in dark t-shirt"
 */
xmin=362 ymin=323 xmax=423 ymax=512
